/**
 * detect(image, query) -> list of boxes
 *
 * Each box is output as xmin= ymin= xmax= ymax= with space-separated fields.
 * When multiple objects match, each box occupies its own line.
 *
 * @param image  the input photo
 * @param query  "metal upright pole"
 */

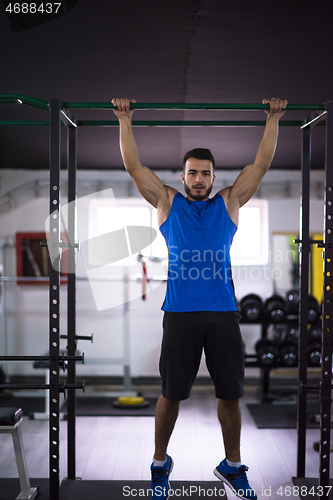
xmin=49 ymin=99 xmax=61 ymax=500
xmin=67 ymin=121 xmax=77 ymax=480
xmin=319 ymin=101 xmax=333 ymax=488
xmin=297 ymin=124 xmax=311 ymax=478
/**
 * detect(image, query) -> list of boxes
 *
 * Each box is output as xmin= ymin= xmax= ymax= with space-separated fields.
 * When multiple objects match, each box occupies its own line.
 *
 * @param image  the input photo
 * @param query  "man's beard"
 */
xmin=184 ymin=181 xmax=213 ymax=201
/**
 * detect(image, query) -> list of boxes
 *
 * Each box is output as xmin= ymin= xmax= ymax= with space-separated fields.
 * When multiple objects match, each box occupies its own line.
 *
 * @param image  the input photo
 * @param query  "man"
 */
xmin=112 ymin=97 xmax=287 ymax=500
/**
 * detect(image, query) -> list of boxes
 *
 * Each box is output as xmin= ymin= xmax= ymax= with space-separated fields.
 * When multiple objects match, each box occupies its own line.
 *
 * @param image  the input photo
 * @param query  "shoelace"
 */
xmin=238 ymin=465 xmax=250 ymax=483
xmin=151 ymin=468 xmax=168 ymax=481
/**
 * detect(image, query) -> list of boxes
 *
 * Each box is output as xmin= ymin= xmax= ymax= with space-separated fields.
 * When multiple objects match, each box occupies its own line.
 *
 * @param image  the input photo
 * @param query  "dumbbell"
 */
xmin=272 ymin=324 xmax=287 ymax=344
xmin=286 ymin=290 xmax=320 ymax=323
xmin=308 ymin=323 xmax=322 ymax=341
xmin=284 ymin=323 xmax=299 ymax=341
xmin=308 ymin=295 xmax=320 ymax=324
xmin=307 ymin=324 xmax=322 ymax=367
xmin=263 ymin=295 xmax=287 ymax=323
xmin=279 ymin=337 xmax=298 ymax=367
xmin=286 ymin=289 xmax=299 ymax=315
xmin=255 ymin=339 xmax=279 ymax=368
xmin=279 ymin=341 xmax=298 ymax=367
xmin=239 ymin=294 xmax=263 ymax=323
xmin=275 ymin=323 xmax=299 ymax=367
xmin=307 ymin=338 xmax=321 ymax=367
xmin=272 ymin=323 xmax=298 ymax=343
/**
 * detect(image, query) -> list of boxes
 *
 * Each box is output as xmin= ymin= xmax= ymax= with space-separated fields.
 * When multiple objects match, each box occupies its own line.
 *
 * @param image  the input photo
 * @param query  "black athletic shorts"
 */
xmin=159 ymin=311 xmax=244 ymax=401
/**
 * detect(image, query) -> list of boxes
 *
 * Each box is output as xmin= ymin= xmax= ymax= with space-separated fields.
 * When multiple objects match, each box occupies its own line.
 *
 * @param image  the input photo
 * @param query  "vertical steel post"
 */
xmin=67 ymin=122 xmax=77 ymax=480
xmin=297 ymin=124 xmax=311 ymax=478
xmin=49 ymin=99 xmax=61 ymax=500
xmin=319 ymin=101 xmax=333 ymax=487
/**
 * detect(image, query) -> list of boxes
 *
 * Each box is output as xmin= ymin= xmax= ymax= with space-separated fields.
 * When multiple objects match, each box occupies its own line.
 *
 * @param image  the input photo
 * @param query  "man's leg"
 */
xmin=150 ymin=395 xmax=179 ymax=499
xmin=214 ymin=398 xmax=257 ymax=499
xmin=217 ymin=398 xmax=241 ymax=462
xmin=154 ymin=394 xmax=180 ymax=460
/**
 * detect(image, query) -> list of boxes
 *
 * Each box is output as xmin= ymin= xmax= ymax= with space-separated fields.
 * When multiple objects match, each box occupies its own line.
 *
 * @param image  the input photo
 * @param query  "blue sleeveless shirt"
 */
xmin=159 ymin=192 xmax=238 ymax=312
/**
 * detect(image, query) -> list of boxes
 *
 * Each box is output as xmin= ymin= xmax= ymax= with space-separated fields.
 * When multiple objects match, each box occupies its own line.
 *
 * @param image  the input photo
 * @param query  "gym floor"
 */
xmin=0 ymin=383 xmax=330 ymax=500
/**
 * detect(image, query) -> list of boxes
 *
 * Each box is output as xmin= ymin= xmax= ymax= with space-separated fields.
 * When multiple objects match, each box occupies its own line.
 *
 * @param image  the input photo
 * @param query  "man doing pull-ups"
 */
xmin=112 ymin=97 xmax=287 ymax=500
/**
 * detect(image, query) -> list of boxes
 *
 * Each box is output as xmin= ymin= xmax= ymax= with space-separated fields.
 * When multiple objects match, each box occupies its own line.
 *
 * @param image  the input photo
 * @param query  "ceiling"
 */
xmin=1 ymin=0 xmax=333 ymax=171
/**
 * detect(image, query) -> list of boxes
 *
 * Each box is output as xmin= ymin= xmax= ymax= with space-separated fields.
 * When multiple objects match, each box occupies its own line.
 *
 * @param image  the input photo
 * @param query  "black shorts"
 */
xmin=159 ymin=311 xmax=244 ymax=401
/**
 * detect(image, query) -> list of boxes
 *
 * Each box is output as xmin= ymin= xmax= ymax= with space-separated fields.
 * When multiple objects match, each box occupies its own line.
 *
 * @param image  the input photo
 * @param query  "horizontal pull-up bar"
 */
xmin=0 ymin=120 xmax=313 ymax=127
xmin=0 ymin=94 xmax=326 ymax=112
xmin=65 ymin=102 xmax=325 ymax=111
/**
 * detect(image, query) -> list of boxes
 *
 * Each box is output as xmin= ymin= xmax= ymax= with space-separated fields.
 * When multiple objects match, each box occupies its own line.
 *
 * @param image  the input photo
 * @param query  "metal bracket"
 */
xmin=294 ymin=238 xmax=325 ymax=247
xmin=60 ymin=334 xmax=93 ymax=343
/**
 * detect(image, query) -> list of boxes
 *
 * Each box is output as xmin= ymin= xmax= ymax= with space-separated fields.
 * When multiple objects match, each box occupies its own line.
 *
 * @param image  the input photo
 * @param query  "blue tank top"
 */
xmin=159 ymin=192 xmax=238 ymax=312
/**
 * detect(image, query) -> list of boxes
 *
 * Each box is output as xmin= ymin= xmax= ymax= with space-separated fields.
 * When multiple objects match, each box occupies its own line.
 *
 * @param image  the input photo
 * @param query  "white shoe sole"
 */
xmin=213 ymin=467 xmax=257 ymax=500
xmin=166 ymin=458 xmax=174 ymax=500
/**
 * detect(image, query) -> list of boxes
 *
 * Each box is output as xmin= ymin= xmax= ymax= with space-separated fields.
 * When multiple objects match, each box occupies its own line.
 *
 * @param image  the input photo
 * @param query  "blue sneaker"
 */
xmin=150 ymin=455 xmax=174 ymax=499
xmin=213 ymin=458 xmax=257 ymax=499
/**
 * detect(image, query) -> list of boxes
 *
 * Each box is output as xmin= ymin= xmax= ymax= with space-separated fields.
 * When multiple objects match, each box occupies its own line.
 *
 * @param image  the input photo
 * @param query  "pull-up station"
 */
xmin=0 ymin=93 xmax=332 ymax=500
xmin=0 ymin=93 xmax=327 ymax=127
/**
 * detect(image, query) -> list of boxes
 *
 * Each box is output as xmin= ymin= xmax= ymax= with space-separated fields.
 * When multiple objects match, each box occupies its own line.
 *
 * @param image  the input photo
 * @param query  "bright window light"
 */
xmin=152 ymin=209 xmax=169 ymax=259
xmin=230 ymin=200 xmax=268 ymax=265
xmin=96 ymin=206 xmax=150 ymax=235
xmin=88 ymin=198 xmax=152 ymax=266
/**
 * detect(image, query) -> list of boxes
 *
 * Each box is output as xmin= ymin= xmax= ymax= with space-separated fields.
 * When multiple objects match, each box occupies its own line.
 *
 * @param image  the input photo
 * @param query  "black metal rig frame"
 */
xmin=49 ymin=99 xmax=85 ymax=495
xmin=0 ymin=99 xmax=85 ymax=500
xmin=296 ymin=103 xmax=333 ymax=490
xmin=0 ymin=96 xmax=331 ymax=499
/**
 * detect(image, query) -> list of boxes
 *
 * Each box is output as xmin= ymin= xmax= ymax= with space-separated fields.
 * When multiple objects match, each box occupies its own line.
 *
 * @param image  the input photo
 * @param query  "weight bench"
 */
xmin=0 ymin=407 xmax=38 ymax=500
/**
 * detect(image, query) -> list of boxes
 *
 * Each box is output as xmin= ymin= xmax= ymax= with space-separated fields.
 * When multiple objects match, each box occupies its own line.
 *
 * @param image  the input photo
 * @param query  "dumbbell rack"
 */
xmin=242 ymin=319 xmax=300 ymax=403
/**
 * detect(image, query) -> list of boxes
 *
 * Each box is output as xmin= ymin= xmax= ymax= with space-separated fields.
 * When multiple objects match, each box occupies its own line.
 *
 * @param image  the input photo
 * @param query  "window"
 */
xmin=230 ymin=199 xmax=268 ymax=265
xmin=88 ymin=198 xmax=153 ymax=266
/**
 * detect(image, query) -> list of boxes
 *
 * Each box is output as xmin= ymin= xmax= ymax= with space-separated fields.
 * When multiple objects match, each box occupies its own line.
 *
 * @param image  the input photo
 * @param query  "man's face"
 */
xmin=181 ymin=158 xmax=216 ymax=201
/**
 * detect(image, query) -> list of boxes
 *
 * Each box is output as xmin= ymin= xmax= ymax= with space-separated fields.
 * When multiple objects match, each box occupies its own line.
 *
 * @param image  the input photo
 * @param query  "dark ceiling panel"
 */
xmin=0 ymin=0 xmax=332 ymax=170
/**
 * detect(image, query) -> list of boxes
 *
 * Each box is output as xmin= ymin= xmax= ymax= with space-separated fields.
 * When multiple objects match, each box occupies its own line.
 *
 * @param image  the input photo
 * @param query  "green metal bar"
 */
xmin=77 ymin=120 xmax=304 ymax=127
xmin=0 ymin=120 xmax=306 ymax=127
xmin=64 ymin=102 xmax=326 ymax=111
xmin=0 ymin=121 xmax=50 ymax=126
xmin=0 ymin=94 xmax=49 ymax=111
xmin=0 ymin=95 xmax=326 ymax=113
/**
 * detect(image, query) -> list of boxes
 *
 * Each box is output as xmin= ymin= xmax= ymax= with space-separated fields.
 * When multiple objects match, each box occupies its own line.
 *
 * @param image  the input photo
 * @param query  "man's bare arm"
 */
xmin=220 ymin=98 xmax=287 ymax=224
xmin=112 ymin=98 xmax=177 ymax=210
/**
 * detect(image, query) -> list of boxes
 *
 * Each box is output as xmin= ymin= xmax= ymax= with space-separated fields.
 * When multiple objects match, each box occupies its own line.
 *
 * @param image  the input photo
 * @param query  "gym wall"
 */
xmin=0 ymin=169 xmax=325 ymax=378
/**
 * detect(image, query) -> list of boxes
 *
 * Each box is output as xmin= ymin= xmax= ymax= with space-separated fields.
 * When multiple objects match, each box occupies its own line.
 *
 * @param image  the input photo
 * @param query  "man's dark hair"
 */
xmin=182 ymin=148 xmax=215 ymax=171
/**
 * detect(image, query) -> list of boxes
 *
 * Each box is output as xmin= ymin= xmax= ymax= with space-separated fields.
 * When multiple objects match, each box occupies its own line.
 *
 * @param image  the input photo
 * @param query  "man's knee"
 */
xmin=218 ymin=398 xmax=240 ymax=410
xmin=159 ymin=394 xmax=180 ymax=408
